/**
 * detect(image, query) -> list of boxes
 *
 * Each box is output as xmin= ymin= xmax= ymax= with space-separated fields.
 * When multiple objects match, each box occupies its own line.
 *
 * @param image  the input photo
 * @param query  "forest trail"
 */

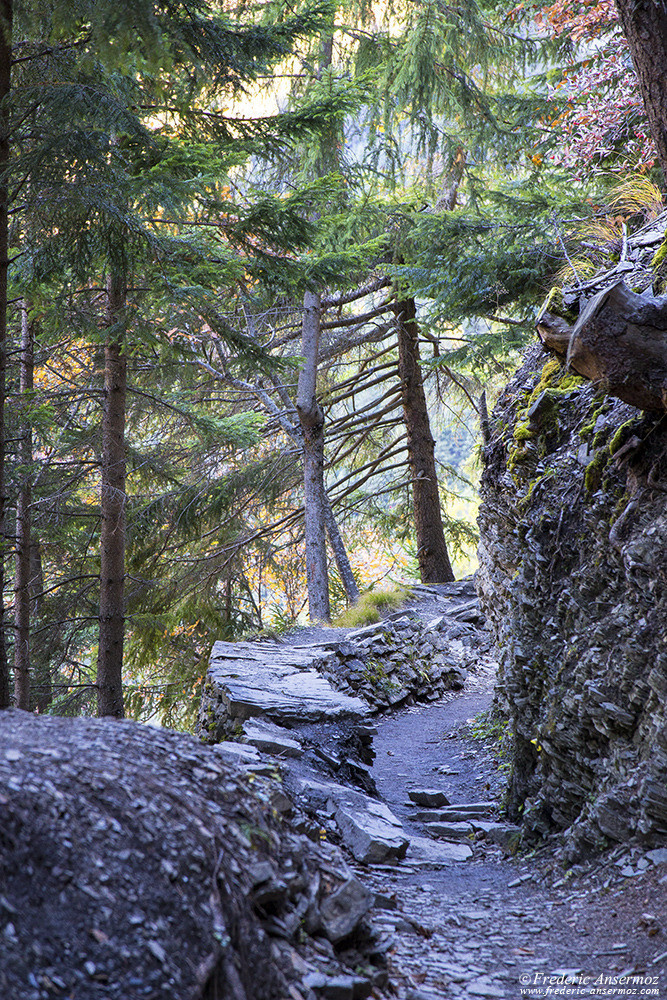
xmin=355 ymin=669 xmax=667 ymax=1000
xmin=197 ymin=586 xmax=667 ymax=1000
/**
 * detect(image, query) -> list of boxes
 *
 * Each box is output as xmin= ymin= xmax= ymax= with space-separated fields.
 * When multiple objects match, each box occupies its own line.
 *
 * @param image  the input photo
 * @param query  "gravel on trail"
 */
xmin=356 ymin=664 xmax=667 ymax=1000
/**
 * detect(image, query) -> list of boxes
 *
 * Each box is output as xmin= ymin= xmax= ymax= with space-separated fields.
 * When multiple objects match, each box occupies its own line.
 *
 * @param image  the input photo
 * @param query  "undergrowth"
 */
xmin=466 ymin=708 xmax=512 ymax=772
xmin=332 ymin=585 xmax=409 ymax=627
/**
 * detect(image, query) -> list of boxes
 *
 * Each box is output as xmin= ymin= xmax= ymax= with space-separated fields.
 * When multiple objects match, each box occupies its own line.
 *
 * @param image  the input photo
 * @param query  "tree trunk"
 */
xmin=538 ymin=280 xmax=667 ymax=411
xmin=323 ymin=494 xmax=359 ymax=604
xmin=13 ymin=304 xmax=33 ymax=710
xmin=393 ymin=295 xmax=455 ymax=583
xmin=297 ymin=291 xmax=330 ymax=622
xmin=97 ymin=268 xmax=127 ymax=717
xmin=614 ymin=0 xmax=667 ymax=184
xmin=0 ymin=0 xmax=12 ymax=709
xmin=29 ymin=537 xmax=52 ymax=712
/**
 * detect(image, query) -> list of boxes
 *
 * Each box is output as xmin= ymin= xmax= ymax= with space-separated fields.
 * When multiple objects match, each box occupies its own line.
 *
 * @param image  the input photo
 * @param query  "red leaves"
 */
xmin=536 ymin=0 xmax=656 ymax=175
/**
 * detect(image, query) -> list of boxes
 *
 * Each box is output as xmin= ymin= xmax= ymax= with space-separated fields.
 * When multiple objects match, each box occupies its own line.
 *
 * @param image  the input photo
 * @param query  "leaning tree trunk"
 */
xmin=97 ymin=268 xmax=127 ymax=717
xmin=614 ymin=0 xmax=667 ymax=184
xmin=393 ymin=295 xmax=455 ymax=584
xmin=297 ymin=290 xmax=330 ymax=623
xmin=323 ymin=494 xmax=359 ymax=605
xmin=0 ymin=0 xmax=12 ymax=708
xmin=13 ymin=304 xmax=33 ymax=710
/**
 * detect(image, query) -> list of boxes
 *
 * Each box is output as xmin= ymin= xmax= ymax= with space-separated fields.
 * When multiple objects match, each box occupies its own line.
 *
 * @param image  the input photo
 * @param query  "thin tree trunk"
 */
xmin=297 ymin=290 xmax=330 ymax=622
xmin=614 ymin=0 xmax=667 ymax=184
xmin=323 ymin=494 xmax=359 ymax=604
xmin=393 ymin=295 xmax=454 ymax=584
xmin=97 ymin=268 xmax=127 ymax=718
xmin=13 ymin=303 xmax=32 ymax=709
xmin=0 ymin=0 xmax=12 ymax=709
xmin=29 ymin=537 xmax=52 ymax=712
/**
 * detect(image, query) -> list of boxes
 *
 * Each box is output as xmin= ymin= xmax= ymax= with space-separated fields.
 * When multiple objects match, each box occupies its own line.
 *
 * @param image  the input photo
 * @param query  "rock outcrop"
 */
xmin=197 ymin=580 xmax=485 ymax=747
xmin=0 ymin=712 xmax=388 ymax=1000
xmin=478 ymin=344 xmax=667 ymax=858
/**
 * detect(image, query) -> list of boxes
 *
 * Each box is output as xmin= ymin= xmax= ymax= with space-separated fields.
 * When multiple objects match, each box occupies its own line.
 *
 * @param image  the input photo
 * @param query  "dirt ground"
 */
xmin=359 ymin=665 xmax=667 ymax=1000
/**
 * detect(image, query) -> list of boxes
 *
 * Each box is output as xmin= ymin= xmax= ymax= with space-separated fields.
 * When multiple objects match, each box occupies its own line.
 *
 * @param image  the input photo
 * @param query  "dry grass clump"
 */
xmin=332 ymin=585 xmax=409 ymax=627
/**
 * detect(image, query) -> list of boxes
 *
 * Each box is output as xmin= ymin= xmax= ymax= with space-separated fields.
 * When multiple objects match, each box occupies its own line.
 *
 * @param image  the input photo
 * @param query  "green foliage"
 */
xmin=7 ymin=0 xmax=625 ymax=729
xmin=332 ymin=585 xmax=409 ymax=627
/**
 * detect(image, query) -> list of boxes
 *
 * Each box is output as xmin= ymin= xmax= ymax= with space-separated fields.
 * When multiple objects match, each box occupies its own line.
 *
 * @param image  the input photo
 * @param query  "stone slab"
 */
xmin=406 ymin=835 xmax=473 ymax=864
xmin=208 ymin=641 xmax=369 ymax=725
xmin=288 ymin=771 xmax=409 ymax=864
xmin=413 ymin=803 xmax=495 ymax=822
xmin=407 ymin=788 xmax=451 ymax=807
xmin=334 ymin=796 xmax=409 ymax=865
xmin=242 ymin=719 xmax=304 ymax=758
xmin=425 ymin=821 xmax=474 ymax=841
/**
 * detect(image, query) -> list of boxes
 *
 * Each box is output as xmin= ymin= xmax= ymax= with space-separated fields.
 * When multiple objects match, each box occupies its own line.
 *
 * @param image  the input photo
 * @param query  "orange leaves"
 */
xmin=537 ymin=0 xmax=618 ymax=41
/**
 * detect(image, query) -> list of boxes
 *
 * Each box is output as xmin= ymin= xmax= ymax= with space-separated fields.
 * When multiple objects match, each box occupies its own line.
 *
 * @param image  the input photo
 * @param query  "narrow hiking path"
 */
xmin=197 ymin=582 xmax=667 ymax=1000
xmin=354 ymin=667 xmax=667 ymax=1000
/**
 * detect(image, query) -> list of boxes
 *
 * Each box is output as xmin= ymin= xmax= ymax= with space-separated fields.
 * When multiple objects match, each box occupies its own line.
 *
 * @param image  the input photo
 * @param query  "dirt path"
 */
xmin=352 ymin=669 xmax=667 ymax=1000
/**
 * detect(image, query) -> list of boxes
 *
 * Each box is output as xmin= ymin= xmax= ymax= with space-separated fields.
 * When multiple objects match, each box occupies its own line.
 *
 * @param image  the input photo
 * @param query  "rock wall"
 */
xmin=478 ymin=345 xmax=667 ymax=858
xmin=317 ymin=607 xmax=476 ymax=709
xmin=198 ymin=589 xmax=484 ymax=746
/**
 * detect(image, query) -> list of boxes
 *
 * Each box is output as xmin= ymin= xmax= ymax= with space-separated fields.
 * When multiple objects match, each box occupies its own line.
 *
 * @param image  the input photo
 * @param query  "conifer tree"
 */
xmin=0 ymin=0 xmax=10 ymax=707
xmin=2 ymin=0 xmax=336 ymax=713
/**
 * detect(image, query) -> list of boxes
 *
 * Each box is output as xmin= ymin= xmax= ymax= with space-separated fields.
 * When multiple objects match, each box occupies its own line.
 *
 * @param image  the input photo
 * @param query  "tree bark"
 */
xmin=297 ymin=290 xmax=330 ymax=622
xmin=393 ymin=295 xmax=455 ymax=583
xmin=537 ymin=280 xmax=667 ymax=411
xmin=323 ymin=494 xmax=359 ymax=604
xmin=0 ymin=0 xmax=12 ymax=709
xmin=13 ymin=304 xmax=33 ymax=710
xmin=97 ymin=268 xmax=127 ymax=717
xmin=29 ymin=537 xmax=51 ymax=713
xmin=614 ymin=0 xmax=667 ymax=184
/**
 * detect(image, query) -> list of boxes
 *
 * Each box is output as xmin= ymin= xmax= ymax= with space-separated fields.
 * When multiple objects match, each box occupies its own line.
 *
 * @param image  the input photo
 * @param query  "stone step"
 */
xmin=411 ymin=802 xmax=496 ymax=822
xmin=407 ymin=788 xmax=451 ymax=807
xmin=425 ymin=820 xmax=474 ymax=840
xmin=406 ymin=834 xmax=473 ymax=864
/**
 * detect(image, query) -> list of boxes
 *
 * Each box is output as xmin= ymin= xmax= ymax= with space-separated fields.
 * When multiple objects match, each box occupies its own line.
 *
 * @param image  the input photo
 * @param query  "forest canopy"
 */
xmin=1 ymin=0 xmax=665 ymax=725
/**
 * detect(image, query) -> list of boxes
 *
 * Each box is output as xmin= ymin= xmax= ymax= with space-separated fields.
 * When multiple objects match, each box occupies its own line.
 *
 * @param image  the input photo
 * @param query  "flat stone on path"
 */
xmin=437 ymin=801 xmax=496 ymax=817
xmin=208 ymin=640 xmax=369 ymax=726
xmin=241 ymin=719 xmax=304 ymax=758
xmin=408 ymin=788 xmax=451 ymax=807
xmin=425 ymin=820 xmax=474 ymax=840
xmin=406 ymin=834 xmax=473 ymax=864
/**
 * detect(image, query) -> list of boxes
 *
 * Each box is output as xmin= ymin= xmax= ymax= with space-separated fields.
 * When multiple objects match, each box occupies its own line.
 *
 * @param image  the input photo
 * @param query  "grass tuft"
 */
xmin=332 ymin=585 xmax=409 ymax=627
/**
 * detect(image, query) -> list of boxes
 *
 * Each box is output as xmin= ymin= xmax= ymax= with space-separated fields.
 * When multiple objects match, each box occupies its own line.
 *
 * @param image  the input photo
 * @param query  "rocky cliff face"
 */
xmin=477 ymin=345 xmax=667 ymax=859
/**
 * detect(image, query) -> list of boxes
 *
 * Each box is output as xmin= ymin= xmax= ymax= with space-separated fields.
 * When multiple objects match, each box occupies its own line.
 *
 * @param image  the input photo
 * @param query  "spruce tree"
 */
xmin=2 ymin=0 xmax=335 ymax=714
